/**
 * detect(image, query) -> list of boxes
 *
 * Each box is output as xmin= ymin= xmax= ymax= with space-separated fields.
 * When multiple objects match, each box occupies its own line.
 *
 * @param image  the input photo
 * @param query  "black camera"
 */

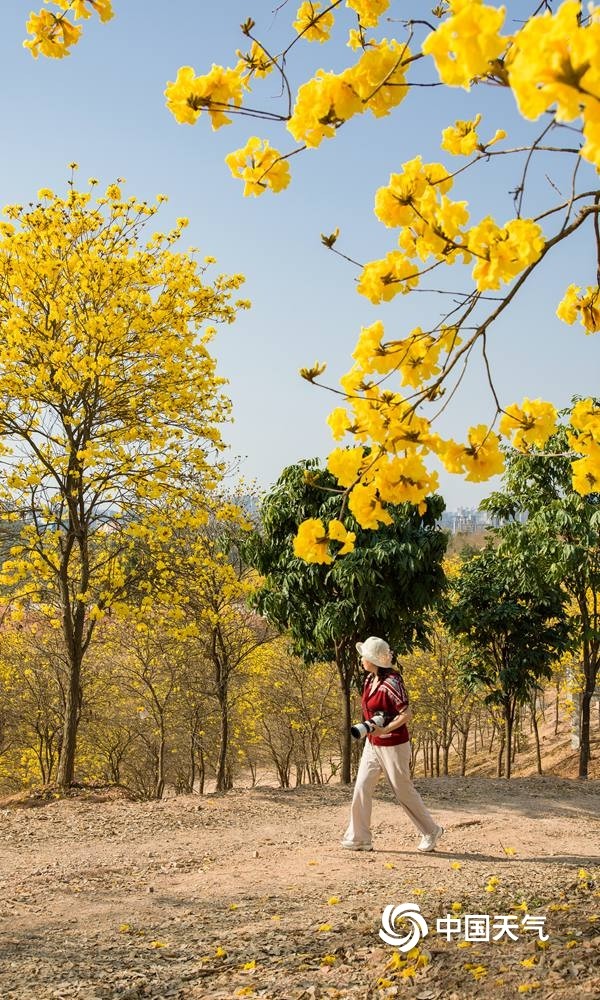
xmin=351 ymin=712 xmax=387 ymax=740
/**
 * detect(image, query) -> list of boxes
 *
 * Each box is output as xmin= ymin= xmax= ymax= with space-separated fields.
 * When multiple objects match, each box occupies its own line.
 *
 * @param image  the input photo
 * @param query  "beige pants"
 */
xmin=343 ymin=740 xmax=437 ymax=846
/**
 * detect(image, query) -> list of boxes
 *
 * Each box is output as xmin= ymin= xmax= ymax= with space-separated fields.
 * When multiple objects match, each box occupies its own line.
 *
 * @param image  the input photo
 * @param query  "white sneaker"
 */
xmin=417 ymin=825 xmax=444 ymax=852
xmin=340 ymin=840 xmax=374 ymax=851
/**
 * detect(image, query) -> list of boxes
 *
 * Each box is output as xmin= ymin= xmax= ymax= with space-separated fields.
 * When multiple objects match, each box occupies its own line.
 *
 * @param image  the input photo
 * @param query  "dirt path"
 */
xmin=1 ymin=777 xmax=599 ymax=999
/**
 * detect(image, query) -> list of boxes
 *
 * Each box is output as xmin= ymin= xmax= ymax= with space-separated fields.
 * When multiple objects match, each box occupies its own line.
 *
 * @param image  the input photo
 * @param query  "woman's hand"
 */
xmin=371 ymin=708 xmax=412 ymax=736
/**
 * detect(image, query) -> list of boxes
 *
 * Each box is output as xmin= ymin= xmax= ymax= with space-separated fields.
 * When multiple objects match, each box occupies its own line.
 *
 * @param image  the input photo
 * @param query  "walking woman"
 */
xmin=341 ymin=636 xmax=444 ymax=852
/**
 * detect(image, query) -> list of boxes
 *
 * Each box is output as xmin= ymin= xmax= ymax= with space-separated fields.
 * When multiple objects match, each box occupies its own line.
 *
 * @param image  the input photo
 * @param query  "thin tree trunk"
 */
xmin=530 ymin=696 xmax=543 ymax=776
xmin=216 ymin=693 xmax=229 ymax=791
xmin=154 ymin=723 xmax=165 ymax=799
xmin=56 ymin=651 xmax=82 ymax=787
xmin=579 ymin=687 xmax=593 ymax=778
xmin=189 ymin=738 xmax=196 ymax=793
xmin=496 ymin=733 xmax=505 ymax=778
xmin=579 ymin=637 xmax=599 ymax=778
xmin=336 ymin=643 xmax=353 ymax=785
xmin=504 ymin=700 xmax=513 ymax=780
xmin=197 ymin=746 xmax=205 ymax=795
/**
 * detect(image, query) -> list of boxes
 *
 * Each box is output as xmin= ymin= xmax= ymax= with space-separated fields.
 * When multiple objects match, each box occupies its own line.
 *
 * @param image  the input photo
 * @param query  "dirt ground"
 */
xmin=1 ymin=776 xmax=599 ymax=1000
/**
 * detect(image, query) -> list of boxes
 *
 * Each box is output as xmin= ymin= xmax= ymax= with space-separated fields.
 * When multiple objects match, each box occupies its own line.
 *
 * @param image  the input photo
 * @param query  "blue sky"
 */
xmin=2 ymin=2 xmax=598 ymax=509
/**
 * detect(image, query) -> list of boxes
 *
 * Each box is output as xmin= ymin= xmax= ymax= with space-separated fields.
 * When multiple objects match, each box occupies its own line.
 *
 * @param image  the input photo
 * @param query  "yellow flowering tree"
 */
xmin=238 ymin=640 xmax=342 ymax=786
xmin=22 ymin=3 xmax=600 ymax=543
xmin=402 ymin=615 xmax=478 ymax=776
xmin=0 ymin=174 xmax=247 ymax=788
xmin=157 ymin=503 xmax=278 ymax=792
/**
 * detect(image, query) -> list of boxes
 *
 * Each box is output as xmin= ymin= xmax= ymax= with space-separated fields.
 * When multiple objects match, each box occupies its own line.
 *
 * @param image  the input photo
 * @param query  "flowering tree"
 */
xmin=22 ymin=1 xmax=600 ymax=560
xmin=0 ymin=173 xmax=247 ymax=787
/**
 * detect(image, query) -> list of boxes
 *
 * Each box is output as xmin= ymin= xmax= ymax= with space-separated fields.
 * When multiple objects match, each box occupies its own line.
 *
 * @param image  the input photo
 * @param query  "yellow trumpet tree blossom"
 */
xmin=137 ymin=500 xmax=278 ymax=793
xmin=237 ymin=641 xmax=341 ymax=787
xmin=23 ymin=2 xmax=600 ymax=549
xmin=0 ymin=174 xmax=248 ymax=788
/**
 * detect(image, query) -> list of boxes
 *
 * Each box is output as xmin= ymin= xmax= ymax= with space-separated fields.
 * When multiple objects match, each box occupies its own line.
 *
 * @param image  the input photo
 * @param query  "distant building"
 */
xmin=439 ymin=506 xmax=526 ymax=534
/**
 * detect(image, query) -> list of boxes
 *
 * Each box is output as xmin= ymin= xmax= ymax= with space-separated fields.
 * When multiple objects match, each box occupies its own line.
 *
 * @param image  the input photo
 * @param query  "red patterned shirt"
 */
xmin=361 ymin=670 xmax=410 ymax=746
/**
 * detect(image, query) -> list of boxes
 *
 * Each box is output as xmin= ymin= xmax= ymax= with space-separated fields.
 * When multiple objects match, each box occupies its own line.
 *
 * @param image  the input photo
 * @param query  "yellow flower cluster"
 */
xmin=425 ymin=1 xmax=600 ymax=170
xmin=441 ymin=114 xmax=506 ymax=156
xmin=225 ymin=138 xmax=291 ymax=196
xmin=358 ymin=155 xmax=544 ymax=303
xmin=442 ymin=114 xmax=483 ymax=156
xmin=569 ymin=398 xmax=600 ymax=495
xmin=312 ymin=303 xmax=518 ymax=525
xmin=499 ymin=398 xmax=558 ymax=450
xmin=293 ymin=2 xmax=335 ymax=43
xmin=507 ymin=1 xmax=600 ymax=170
xmin=165 ymin=64 xmax=245 ymax=129
xmin=24 ymin=9 xmax=82 ymax=58
xmin=434 ymin=425 xmax=505 ymax=482
xmin=24 ymin=0 xmax=113 ymax=58
xmin=349 ymin=319 xmax=460 ymax=386
xmin=556 ymin=284 xmax=600 ymax=333
xmin=346 ymin=0 xmax=390 ymax=30
xmin=422 ymin=0 xmax=508 ymax=89
xmin=349 ymin=39 xmax=411 ymax=119
xmin=468 ymin=217 xmax=545 ymax=291
xmin=356 ymin=251 xmax=420 ymax=303
xmin=288 ymin=70 xmax=362 ymax=147
xmin=287 ymin=39 xmax=410 ymax=148
xmin=292 ymin=517 xmax=356 ymax=563
xmin=237 ymin=41 xmax=274 ymax=80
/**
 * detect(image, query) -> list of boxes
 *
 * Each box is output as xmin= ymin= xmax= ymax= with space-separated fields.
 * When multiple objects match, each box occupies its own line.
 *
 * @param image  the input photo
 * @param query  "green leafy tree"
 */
xmin=244 ymin=458 xmax=447 ymax=784
xmin=445 ymin=545 xmax=572 ymax=778
xmin=482 ymin=413 xmax=600 ymax=777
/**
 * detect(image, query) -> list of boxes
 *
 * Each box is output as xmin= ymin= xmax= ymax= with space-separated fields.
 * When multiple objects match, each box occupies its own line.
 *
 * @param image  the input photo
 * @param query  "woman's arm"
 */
xmin=372 ymin=705 xmax=412 ymax=735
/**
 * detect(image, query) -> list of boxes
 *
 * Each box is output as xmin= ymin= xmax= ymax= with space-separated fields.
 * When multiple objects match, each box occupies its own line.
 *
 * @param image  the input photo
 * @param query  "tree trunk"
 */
xmin=197 ymin=746 xmax=205 ymax=795
xmin=496 ymin=733 xmax=505 ymax=777
xmin=460 ymin=731 xmax=468 ymax=777
xmin=335 ymin=643 xmax=353 ymax=785
xmin=579 ymin=686 xmax=594 ymax=778
xmin=579 ymin=639 xmax=598 ymax=779
xmin=504 ymin=700 xmax=513 ymax=779
xmin=189 ymin=738 xmax=196 ymax=793
xmin=154 ymin=723 xmax=166 ymax=800
xmin=216 ymin=691 xmax=229 ymax=792
xmin=530 ymin=697 xmax=543 ymax=776
xmin=56 ymin=650 xmax=82 ymax=788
